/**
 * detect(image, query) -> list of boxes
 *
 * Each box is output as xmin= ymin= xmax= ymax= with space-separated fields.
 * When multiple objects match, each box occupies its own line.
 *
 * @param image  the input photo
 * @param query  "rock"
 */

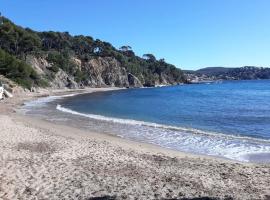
xmin=50 ymin=69 xmax=79 ymax=89
xmin=0 ymin=75 xmax=25 ymax=94
xmin=83 ymin=57 xmax=129 ymax=87
xmin=66 ymin=77 xmax=78 ymax=89
xmin=21 ymin=55 xmax=183 ymax=90
xmin=25 ymin=55 xmax=50 ymax=75
xmin=128 ymin=73 xmax=143 ymax=88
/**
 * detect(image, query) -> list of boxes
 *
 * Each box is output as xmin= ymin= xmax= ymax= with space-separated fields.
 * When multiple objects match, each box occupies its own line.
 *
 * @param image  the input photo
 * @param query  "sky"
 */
xmin=1 ymin=0 xmax=270 ymax=70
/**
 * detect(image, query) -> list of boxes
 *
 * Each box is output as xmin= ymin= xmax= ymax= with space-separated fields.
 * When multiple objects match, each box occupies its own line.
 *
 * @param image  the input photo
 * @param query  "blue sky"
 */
xmin=1 ymin=0 xmax=270 ymax=70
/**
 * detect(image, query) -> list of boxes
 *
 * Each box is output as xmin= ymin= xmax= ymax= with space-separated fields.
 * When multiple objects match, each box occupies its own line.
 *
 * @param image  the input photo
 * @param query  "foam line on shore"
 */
xmin=20 ymin=93 xmax=270 ymax=163
xmin=56 ymin=104 xmax=270 ymax=162
xmin=22 ymin=93 xmax=78 ymax=109
xmin=56 ymin=104 xmax=270 ymax=144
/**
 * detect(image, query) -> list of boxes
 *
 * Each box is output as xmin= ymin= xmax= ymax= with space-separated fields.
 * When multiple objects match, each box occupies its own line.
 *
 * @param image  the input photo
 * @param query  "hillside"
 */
xmin=0 ymin=17 xmax=187 ymax=90
xmin=185 ymin=66 xmax=270 ymax=82
xmin=196 ymin=67 xmax=231 ymax=76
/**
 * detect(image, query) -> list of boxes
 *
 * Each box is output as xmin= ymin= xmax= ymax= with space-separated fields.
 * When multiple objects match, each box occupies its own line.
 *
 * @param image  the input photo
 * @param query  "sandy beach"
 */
xmin=0 ymin=88 xmax=270 ymax=200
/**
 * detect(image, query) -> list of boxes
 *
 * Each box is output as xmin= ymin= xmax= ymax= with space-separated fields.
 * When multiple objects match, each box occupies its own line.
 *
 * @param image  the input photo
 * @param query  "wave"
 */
xmin=22 ymin=93 xmax=78 ymax=110
xmin=56 ymin=104 xmax=270 ymax=144
xmin=56 ymin=104 xmax=270 ymax=162
xmin=20 ymin=96 xmax=270 ymax=162
xmin=19 ymin=86 xmax=270 ymax=163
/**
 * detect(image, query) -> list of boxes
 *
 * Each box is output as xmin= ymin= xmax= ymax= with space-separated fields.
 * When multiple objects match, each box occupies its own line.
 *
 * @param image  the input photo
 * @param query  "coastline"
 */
xmin=0 ymin=88 xmax=270 ymax=199
xmin=3 ymin=87 xmax=219 ymax=161
xmin=24 ymin=86 xmax=270 ymax=163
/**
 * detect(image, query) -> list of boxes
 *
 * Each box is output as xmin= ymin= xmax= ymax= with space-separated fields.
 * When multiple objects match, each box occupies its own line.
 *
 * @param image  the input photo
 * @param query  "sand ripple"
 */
xmin=0 ymin=115 xmax=269 ymax=200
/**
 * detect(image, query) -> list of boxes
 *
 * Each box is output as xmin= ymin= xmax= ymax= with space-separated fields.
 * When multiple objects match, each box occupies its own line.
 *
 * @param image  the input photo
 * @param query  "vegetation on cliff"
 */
xmin=0 ymin=49 xmax=47 ymax=88
xmin=0 ymin=17 xmax=186 ymax=89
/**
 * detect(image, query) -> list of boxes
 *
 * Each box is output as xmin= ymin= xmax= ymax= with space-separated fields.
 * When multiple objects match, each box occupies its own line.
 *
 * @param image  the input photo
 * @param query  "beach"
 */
xmin=0 ymin=88 xmax=270 ymax=200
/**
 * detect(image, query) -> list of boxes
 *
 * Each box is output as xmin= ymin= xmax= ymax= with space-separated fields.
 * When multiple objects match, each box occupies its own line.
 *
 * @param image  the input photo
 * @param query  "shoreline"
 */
xmin=9 ymin=87 xmax=270 ymax=163
xmin=13 ymin=87 xmax=220 ymax=161
xmin=1 ymin=87 xmax=270 ymax=199
xmin=21 ymin=87 xmax=270 ymax=163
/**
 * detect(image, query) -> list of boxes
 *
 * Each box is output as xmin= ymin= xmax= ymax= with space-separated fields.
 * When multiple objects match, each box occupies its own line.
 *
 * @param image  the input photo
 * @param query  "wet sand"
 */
xmin=0 ymin=88 xmax=270 ymax=200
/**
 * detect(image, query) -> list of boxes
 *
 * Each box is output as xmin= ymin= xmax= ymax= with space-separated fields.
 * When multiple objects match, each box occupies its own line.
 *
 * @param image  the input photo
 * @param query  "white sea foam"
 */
xmin=21 ymin=94 xmax=270 ymax=163
xmin=56 ymin=104 xmax=270 ymax=143
xmin=56 ymin=104 xmax=270 ymax=162
xmin=22 ymin=93 xmax=78 ymax=111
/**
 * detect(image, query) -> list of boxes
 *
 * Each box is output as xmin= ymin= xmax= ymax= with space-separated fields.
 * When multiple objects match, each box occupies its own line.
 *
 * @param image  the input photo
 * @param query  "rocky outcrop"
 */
xmin=0 ymin=16 xmax=187 ymax=90
xmin=24 ymin=56 xmax=145 ymax=89
xmin=82 ymin=57 xmax=130 ymax=87
xmin=23 ymin=55 xmax=182 ymax=89
xmin=159 ymin=73 xmax=175 ymax=85
xmin=50 ymin=69 xmax=79 ymax=89
xmin=0 ymin=75 xmax=25 ymax=94
xmin=128 ymin=73 xmax=143 ymax=88
xmin=25 ymin=55 xmax=50 ymax=75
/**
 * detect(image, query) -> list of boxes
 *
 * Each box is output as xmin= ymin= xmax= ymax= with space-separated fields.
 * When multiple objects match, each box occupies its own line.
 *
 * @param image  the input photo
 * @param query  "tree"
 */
xmin=0 ymin=49 xmax=46 ymax=88
xmin=143 ymin=54 xmax=156 ymax=62
xmin=159 ymin=58 xmax=165 ymax=63
xmin=0 ymin=12 xmax=3 ymax=25
xmin=0 ymin=16 xmax=187 ymax=88
xmin=119 ymin=45 xmax=132 ymax=52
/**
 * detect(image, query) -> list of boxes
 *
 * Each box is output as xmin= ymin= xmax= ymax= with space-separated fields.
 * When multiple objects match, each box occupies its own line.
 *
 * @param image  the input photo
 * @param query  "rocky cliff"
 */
xmin=0 ymin=16 xmax=187 ymax=90
xmin=25 ymin=55 xmax=145 ymax=89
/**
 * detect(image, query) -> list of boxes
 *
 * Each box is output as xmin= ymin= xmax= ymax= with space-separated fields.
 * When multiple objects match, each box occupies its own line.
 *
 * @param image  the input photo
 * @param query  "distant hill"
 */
xmin=0 ymin=16 xmax=187 ymax=90
xmin=185 ymin=66 xmax=270 ymax=82
xmin=196 ymin=67 xmax=232 ymax=76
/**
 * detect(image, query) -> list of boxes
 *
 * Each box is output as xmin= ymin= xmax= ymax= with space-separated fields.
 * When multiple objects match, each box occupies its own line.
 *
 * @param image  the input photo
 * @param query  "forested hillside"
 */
xmin=0 ymin=16 xmax=187 ymax=89
xmin=185 ymin=66 xmax=270 ymax=82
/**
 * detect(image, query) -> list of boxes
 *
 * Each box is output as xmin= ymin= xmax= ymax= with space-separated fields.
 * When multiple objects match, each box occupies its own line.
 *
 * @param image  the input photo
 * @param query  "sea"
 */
xmin=21 ymin=80 xmax=270 ymax=163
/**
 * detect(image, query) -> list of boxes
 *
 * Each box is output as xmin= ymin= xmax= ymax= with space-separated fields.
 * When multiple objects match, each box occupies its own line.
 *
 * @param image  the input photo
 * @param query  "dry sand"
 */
xmin=0 ymin=88 xmax=270 ymax=200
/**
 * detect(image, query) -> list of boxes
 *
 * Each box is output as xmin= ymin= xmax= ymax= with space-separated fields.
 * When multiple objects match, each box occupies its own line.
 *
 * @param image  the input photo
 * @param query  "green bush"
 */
xmin=0 ymin=48 xmax=45 ymax=89
xmin=0 ymin=16 xmax=187 ymax=87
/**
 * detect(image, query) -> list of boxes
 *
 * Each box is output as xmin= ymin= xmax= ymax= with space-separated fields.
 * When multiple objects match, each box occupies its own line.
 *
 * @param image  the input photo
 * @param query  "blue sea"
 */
xmin=21 ymin=80 xmax=270 ymax=162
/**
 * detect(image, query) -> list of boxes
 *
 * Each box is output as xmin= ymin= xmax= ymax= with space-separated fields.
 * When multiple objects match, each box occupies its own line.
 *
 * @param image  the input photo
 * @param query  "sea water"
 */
xmin=22 ymin=80 xmax=270 ymax=162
